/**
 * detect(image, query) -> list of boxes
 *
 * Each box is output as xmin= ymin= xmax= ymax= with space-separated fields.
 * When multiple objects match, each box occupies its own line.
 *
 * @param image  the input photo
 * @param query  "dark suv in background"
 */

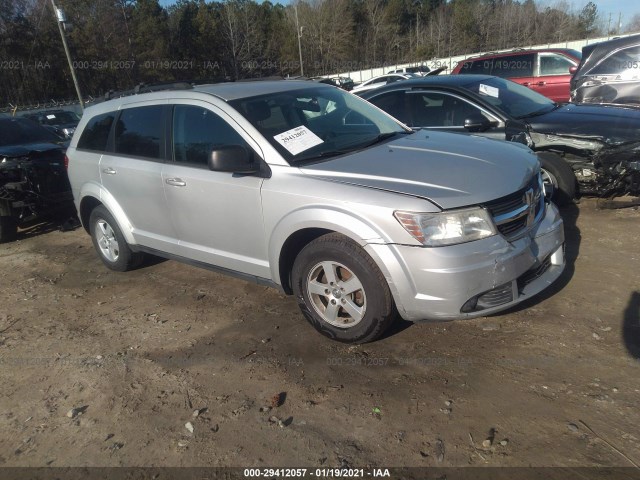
xmin=23 ymin=109 xmax=81 ymax=139
xmin=0 ymin=117 xmax=74 ymax=242
xmin=452 ymin=48 xmax=581 ymax=102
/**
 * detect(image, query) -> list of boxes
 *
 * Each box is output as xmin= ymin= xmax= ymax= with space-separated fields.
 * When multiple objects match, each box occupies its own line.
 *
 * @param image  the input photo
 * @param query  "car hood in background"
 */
xmin=0 ymin=142 xmax=66 ymax=158
xmin=299 ymin=130 xmax=538 ymax=210
xmin=526 ymin=103 xmax=640 ymax=144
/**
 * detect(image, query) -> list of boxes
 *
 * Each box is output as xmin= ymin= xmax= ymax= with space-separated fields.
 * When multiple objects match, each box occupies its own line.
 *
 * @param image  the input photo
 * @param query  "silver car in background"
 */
xmin=67 ymin=80 xmax=565 ymax=343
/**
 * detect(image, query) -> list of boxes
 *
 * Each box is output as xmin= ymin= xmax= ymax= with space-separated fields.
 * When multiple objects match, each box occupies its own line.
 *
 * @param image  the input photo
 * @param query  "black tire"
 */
xmin=0 ymin=216 xmax=18 ymax=243
xmin=89 ymin=205 xmax=144 ymax=272
xmin=537 ymin=152 xmax=576 ymax=206
xmin=291 ymin=233 xmax=396 ymax=343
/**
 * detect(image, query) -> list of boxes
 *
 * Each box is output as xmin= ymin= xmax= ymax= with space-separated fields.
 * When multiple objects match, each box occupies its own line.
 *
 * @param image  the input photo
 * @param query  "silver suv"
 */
xmin=67 ymin=80 xmax=565 ymax=343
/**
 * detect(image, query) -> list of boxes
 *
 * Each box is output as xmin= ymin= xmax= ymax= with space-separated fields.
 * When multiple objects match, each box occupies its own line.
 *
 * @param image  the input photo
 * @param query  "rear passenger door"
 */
xmin=99 ymin=103 xmax=180 ymax=254
xmin=162 ymin=102 xmax=270 ymax=279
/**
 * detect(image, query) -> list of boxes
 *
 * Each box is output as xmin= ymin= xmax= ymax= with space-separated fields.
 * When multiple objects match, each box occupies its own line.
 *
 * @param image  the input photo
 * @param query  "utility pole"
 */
xmin=618 ymin=12 xmax=622 ymax=35
xmin=50 ymin=0 xmax=84 ymax=110
xmin=295 ymin=3 xmax=304 ymax=77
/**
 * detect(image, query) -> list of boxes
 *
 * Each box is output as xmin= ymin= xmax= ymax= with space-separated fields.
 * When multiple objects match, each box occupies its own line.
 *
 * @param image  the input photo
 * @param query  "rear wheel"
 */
xmin=0 ymin=216 xmax=18 ymax=243
xmin=537 ymin=152 xmax=576 ymax=206
xmin=89 ymin=205 xmax=143 ymax=271
xmin=292 ymin=233 xmax=395 ymax=343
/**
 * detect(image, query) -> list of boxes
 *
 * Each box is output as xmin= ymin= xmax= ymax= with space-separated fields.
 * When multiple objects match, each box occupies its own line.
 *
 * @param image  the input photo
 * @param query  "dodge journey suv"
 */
xmin=67 ymin=80 xmax=565 ymax=343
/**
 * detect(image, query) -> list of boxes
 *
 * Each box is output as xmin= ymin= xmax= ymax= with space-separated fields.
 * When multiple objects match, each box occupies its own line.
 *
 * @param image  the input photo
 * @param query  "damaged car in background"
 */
xmin=571 ymin=33 xmax=640 ymax=106
xmin=361 ymin=74 xmax=640 ymax=206
xmin=0 ymin=117 xmax=76 ymax=242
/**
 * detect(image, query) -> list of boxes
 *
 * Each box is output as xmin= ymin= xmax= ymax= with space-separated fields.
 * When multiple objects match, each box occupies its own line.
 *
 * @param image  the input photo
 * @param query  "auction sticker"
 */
xmin=479 ymin=84 xmax=500 ymax=98
xmin=274 ymin=126 xmax=323 ymax=156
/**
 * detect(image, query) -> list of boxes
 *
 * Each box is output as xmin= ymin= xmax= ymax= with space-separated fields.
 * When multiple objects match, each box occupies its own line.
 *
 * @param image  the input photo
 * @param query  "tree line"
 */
xmin=0 ymin=0 xmax=612 ymax=108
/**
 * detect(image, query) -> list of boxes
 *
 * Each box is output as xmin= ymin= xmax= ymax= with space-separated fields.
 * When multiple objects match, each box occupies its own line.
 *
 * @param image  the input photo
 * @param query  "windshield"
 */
xmin=38 ymin=111 xmax=81 ymax=125
xmin=229 ymin=86 xmax=410 ymax=164
xmin=0 ymin=118 xmax=61 ymax=147
xmin=460 ymin=76 xmax=556 ymax=119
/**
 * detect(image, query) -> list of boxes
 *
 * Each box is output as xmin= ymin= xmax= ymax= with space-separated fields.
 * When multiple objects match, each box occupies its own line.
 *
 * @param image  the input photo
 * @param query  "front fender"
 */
xmin=267 ymin=205 xmax=388 ymax=286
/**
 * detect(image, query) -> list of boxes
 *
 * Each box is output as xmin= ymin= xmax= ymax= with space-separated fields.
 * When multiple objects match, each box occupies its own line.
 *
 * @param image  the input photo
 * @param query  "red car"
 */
xmin=451 ymin=48 xmax=581 ymax=102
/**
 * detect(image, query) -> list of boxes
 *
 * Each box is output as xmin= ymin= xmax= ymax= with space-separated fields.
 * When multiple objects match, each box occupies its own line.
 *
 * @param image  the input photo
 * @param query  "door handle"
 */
xmin=165 ymin=178 xmax=187 ymax=187
xmin=102 ymin=167 xmax=117 ymax=175
xmin=536 ymin=81 xmax=546 ymax=86
xmin=522 ymin=82 xmax=531 ymax=86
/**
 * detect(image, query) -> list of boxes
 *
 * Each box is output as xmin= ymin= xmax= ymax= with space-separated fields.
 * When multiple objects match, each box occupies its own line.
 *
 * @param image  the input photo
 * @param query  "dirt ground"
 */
xmin=0 ymin=199 xmax=639 ymax=471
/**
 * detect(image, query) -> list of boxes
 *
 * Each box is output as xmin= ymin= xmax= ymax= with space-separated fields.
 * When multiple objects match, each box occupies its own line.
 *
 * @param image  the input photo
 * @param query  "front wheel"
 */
xmin=89 ymin=205 xmax=144 ymax=271
xmin=292 ymin=233 xmax=396 ymax=343
xmin=537 ymin=152 xmax=576 ymax=206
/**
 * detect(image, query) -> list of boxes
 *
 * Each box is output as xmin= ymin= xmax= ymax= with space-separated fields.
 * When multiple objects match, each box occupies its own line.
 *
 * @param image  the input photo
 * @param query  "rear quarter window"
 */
xmin=77 ymin=112 xmax=116 ymax=152
xmin=458 ymin=60 xmax=489 ymax=74
xmin=489 ymin=54 xmax=534 ymax=78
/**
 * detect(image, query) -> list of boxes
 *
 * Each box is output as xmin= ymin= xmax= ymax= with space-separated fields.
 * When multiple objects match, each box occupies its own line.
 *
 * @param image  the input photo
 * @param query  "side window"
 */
xmin=408 ymin=92 xmax=486 ymax=127
xmin=172 ymin=105 xmax=248 ymax=166
xmin=114 ymin=105 xmax=164 ymax=159
xmin=77 ymin=112 xmax=115 ymax=151
xmin=590 ymin=45 xmax=640 ymax=76
xmin=368 ymin=91 xmax=410 ymax=125
xmin=539 ymin=53 xmax=575 ymax=76
xmin=490 ymin=54 xmax=534 ymax=78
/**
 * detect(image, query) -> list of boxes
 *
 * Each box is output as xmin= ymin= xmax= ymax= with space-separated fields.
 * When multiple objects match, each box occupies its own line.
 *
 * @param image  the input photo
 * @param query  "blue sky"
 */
xmin=158 ymin=0 xmax=640 ymax=28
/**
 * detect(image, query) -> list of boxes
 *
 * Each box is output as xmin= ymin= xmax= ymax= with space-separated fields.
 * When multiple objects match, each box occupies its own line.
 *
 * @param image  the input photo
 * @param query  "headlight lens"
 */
xmin=394 ymin=207 xmax=497 ymax=246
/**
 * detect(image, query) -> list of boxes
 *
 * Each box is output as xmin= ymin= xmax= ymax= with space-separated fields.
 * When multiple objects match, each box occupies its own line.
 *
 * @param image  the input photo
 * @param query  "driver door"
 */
xmin=161 ymin=101 xmax=270 ymax=279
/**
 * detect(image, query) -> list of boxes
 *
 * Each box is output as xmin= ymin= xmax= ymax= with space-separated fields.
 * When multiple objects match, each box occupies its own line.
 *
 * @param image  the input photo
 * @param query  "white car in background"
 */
xmin=350 ymin=73 xmax=418 ymax=94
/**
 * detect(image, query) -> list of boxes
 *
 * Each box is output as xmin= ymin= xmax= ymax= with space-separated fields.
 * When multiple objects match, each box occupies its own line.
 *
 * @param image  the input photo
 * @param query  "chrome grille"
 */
xmin=485 ymin=174 xmax=544 ymax=239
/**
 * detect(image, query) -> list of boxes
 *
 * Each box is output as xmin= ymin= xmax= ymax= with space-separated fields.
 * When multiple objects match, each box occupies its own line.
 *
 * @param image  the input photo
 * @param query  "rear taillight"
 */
xmin=64 ymin=154 xmax=69 ymax=169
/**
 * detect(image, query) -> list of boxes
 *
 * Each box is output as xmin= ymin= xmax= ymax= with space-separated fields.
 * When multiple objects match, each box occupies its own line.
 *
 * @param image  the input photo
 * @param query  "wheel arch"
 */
xmin=271 ymin=208 xmax=388 ymax=295
xmin=77 ymin=183 xmax=136 ymax=244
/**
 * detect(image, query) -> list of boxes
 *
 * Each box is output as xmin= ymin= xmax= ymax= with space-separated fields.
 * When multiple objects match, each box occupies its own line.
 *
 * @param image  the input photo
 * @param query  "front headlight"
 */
xmin=394 ymin=207 xmax=497 ymax=247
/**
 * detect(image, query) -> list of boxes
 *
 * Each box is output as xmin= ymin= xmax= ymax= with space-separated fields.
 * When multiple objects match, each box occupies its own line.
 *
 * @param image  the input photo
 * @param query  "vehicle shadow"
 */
xmin=17 ymin=214 xmax=81 ymax=241
xmin=497 ymin=201 xmax=581 ymax=314
xmin=623 ymin=291 xmax=640 ymax=359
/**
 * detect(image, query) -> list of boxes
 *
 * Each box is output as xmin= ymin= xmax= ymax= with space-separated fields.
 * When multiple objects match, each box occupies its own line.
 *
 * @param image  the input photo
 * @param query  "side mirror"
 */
xmin=208 ymin=145 xmax=258 ymax=174
xmin=464 ymin=113 xmax=492 ymax=132
xmin=569 ymin=66 xmax=577 ymax=74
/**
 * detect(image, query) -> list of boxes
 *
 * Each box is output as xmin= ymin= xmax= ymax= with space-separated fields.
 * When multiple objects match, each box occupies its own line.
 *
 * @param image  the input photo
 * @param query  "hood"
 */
xmin=526 ymin=103 xmax=640 ymax=144
xmin=574 ymin=34 xmax=640 ymax=81
xmin=0 ymin=142 xmax=65 ymax=158
xmin=299 ymin=130 xmax=538 ymax=209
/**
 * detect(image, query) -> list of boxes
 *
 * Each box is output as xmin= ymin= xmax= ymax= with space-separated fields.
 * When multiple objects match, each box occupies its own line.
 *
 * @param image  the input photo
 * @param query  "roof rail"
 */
xmin=97 ymin=81 xmax=194 ymax=104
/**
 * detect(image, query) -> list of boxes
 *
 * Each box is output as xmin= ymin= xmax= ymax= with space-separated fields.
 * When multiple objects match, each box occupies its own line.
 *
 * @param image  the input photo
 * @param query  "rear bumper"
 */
xmin=366 ymin=202 xmax=565 ymax=322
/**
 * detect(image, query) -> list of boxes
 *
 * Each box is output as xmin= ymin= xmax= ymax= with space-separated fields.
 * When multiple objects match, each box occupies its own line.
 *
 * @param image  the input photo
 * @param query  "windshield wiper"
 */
xmin=516 ymin=104 xmax=558 ymax=119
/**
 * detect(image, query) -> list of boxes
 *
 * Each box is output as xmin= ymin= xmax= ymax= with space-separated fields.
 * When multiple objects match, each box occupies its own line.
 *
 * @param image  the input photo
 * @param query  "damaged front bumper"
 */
xmin=366 ymin=202 xmax=565 ymax=322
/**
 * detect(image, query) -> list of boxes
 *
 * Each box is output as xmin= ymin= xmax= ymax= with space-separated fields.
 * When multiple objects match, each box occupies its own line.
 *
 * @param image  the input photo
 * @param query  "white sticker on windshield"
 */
xmin=46 ymin=114 xmax=56 ymax=119
xmin=273 ymin=126 xmax=323 ymax=156
xmin=479 ymin=84 xmax=499 ymax=98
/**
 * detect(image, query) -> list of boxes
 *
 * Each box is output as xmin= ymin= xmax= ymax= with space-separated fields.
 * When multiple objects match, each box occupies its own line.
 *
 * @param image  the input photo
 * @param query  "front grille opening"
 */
xmin=461 ymin=282 xmax=514 ymax=313
xmin=517 ymin=256 xmax=552 ymax=292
